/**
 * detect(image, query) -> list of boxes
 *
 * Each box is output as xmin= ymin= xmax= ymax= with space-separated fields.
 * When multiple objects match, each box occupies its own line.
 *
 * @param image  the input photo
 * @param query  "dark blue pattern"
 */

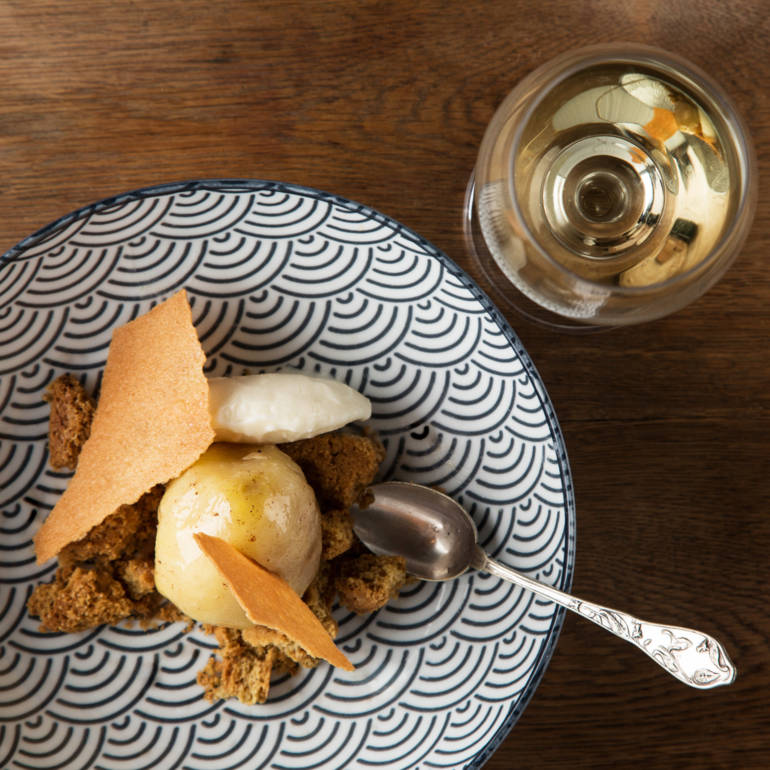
xmin=0 ymin=180 xmax=575 ymax=769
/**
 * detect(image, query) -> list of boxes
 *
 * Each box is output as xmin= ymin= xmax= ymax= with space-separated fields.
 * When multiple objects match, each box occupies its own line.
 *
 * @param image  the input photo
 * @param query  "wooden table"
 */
xmin=2 ymin=2 xmax=768 ymax=767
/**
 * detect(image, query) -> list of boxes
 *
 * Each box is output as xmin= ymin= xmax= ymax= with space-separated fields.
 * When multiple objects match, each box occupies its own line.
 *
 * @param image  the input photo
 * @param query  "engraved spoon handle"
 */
xmin=473 ymin=546 xmax=735 ymax=689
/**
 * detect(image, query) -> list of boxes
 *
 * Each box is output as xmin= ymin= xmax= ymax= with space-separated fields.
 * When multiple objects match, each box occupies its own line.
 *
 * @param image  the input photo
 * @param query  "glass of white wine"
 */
xmin=464 ymin=44 xmax=757 ymax=329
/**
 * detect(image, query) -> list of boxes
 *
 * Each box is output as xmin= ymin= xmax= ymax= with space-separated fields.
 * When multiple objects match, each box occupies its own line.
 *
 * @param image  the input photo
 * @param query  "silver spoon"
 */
xmin=351 ymin=481 xmax=736 ymax=689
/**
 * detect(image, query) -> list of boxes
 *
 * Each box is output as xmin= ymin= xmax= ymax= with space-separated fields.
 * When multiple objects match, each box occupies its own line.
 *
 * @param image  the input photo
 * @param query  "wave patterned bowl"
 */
xmin=0 ymin=180 xmax=575 ymax=770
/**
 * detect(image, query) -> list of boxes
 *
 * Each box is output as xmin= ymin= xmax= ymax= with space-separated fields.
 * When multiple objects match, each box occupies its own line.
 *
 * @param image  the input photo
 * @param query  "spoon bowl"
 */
xmin=351 ymin=481 xmax=479 ymax=581
xmin=351 ymin=481 xmax=736 ymax=690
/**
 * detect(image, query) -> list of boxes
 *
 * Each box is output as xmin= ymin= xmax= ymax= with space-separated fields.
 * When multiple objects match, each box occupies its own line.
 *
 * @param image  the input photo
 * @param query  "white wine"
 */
xmin=468 ymin=47 xmax=755 ymax=326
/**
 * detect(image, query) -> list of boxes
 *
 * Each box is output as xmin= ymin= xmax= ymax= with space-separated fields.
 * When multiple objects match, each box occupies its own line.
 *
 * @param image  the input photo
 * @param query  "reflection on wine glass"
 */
xmin=464 ymin=44 xmax=756 ymax=330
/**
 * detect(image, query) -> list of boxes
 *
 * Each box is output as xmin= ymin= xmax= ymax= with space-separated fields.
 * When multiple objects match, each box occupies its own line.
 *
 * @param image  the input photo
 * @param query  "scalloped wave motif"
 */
xmin=0 ymin=180 xmax=575 ymax=770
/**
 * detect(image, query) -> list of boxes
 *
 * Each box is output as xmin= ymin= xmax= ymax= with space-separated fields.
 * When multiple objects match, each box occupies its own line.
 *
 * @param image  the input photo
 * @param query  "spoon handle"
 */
xmin=474 ymin=547 xmax=735 ymax=689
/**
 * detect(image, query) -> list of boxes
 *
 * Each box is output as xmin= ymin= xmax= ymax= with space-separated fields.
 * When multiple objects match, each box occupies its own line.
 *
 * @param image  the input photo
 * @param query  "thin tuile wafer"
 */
xmin=194 ymin=532 xmax=354 ymax=671
xmin=34 ymin=290 xmax=215 ymax=564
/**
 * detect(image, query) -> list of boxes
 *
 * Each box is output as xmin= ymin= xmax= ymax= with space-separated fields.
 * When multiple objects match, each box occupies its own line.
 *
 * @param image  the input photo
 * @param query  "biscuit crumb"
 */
xmin=58 ymin=485 xmax=163 ymax=566
xmin=242 ymin=624 xmax=319 ymax=669
xmin=152 ymin=603 xmax=193 ymax=629
xmin=44 ymin=374 xmax=95 ymax=470
xmin=335 ymin=554 xmax=407 ymax=614
xmin=27 ymin=487 xmax=170 ymax=631
xmin=27 ymin=566 xmax=136 ymax=633
xmin=280 ymin=433 xmax=384 ymax=509
xmin=197 ymin=627 xmax=280 ymax=705
xmin=118 ymin=558 xmax=156 ymax=600
xmin=303 ymin=562 xmax=338 ymax=639
xmin=320 ymin=508 xmax=354 ymax=560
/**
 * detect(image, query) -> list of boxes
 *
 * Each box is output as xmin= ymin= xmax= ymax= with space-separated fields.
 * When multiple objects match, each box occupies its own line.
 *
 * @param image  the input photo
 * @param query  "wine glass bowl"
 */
xmin=465 ymin=44 xmax=757 ymax=329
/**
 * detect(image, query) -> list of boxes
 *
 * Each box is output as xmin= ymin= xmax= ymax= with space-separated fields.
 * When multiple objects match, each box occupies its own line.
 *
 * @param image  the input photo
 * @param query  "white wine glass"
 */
xmin=464 ymin=44 xmax=757 ymax=330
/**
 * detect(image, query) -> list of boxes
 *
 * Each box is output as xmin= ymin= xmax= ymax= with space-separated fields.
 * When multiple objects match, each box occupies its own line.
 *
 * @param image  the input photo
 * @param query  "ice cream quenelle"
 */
xmin=154 ymin=443 xmax=323 ymax=628
xmin=208 ymin=373 xmax=371 ymax=444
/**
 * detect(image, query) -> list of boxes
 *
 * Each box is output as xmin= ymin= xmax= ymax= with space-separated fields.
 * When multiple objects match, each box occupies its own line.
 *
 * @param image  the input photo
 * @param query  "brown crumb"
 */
xmin=44 ymin=374 xmax=95 ymax=470
xmin=27 ymin=566 xmax=135 ymax=632
xmin=197 ymin=626 xmax=298 ymax=705
xmin=280 ymin=433 xmax=384 ymax=509
xmin=152 ymin=603 xmax=193 ymax=630
xmin=27 ymin=487 xmax=167 ymax=631
xmin=335 ymin=554 xmax=407 ymax=614
xmin=118 ymin=558 xmax=156 ymax=600
xmin=58 ymin=485 xmax=163 ymax=567
xmin=303 ymin=562 xmax=338 ymax=639
xmin=242 ymin=624 xmax=319 ymax=668
xmin=321 ymin=508 xmax=354 ymax=560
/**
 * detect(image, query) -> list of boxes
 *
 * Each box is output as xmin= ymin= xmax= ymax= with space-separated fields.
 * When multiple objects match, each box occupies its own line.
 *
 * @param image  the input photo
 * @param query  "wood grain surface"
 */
xmin=2 ymin=1 xmax=769 ymax=768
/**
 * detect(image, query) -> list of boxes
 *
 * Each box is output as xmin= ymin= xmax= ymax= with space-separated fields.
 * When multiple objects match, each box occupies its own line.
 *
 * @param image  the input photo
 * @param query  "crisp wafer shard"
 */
xmin=34 ymin=290 xmax=215 ymax=564
xmin=194 ymin=532 xmax=354 ymax=671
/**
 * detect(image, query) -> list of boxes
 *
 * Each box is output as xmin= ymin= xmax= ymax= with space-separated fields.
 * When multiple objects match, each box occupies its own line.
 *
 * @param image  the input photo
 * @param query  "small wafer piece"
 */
xmin=194 ymin=532 xmax=353 ymax=671
xmin=34 ymin=290 xmax=214 ymax=564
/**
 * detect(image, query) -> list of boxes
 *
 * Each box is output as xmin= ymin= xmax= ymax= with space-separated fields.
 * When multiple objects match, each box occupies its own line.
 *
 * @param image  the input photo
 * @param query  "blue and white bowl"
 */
xmin=0 ymin=180 xmax=575 ymax=769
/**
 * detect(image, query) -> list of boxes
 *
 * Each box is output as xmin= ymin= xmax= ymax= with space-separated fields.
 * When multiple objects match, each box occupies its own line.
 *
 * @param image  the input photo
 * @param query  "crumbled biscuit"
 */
xmin=58 ymin=486 xmax=163 ymax=567
xmin=152 ymin=603 xmax=193 ymax=630
xmin=197 ymin=627 xmax=279 ymax=705
xmin=303 ymin=562 xmax=338 ymax=639
xmin=335 ymin=554 xmax=407 ymax=614
xmin=118 ymin=558 xmax=156 ymax=600
xmin=242 ymin=624 xmax=319 ymax=669
xmin=44 ymin=374 xmax=96 ymax=470
xmin=280 ymin=433 xmax=384 ymax=509
xmin=27 ymin=566 xmax=136 ymax=632
xmin=321 ymin=508 xmax=355 ymax=560
xmin=27 ymin=487 xmax=169 ymax=630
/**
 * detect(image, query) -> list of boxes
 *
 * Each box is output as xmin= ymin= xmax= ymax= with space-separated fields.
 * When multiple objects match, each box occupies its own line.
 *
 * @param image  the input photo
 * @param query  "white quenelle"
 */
xmin=208 ymin=373 xmax=371 ymax=444
xmin=154 ymin=443 xmax=322 ymax=627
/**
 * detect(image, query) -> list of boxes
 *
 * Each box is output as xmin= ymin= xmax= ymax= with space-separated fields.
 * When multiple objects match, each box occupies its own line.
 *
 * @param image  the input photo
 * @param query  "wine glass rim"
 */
xmin=503 ymin=43 xmax=757 ymax=297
